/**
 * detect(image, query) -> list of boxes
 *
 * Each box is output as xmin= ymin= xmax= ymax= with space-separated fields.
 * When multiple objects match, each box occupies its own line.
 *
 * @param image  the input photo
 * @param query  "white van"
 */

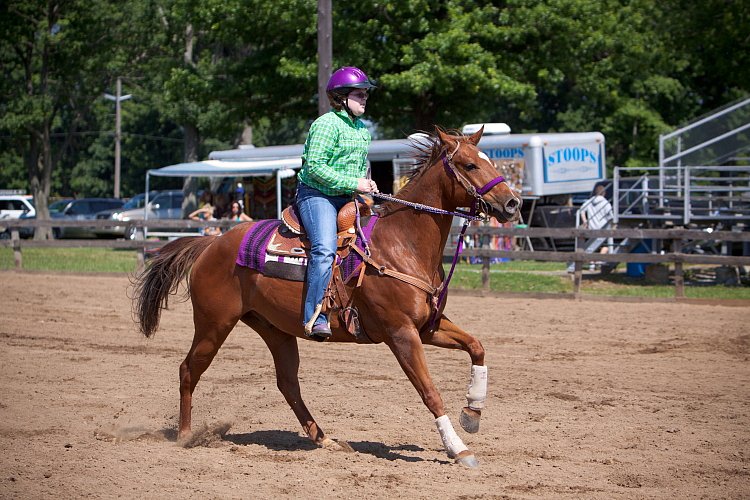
xmin=0 ymin=194 xmax=35 ymax=237
xmin=0 ymin=194 xmax=35 ymax=220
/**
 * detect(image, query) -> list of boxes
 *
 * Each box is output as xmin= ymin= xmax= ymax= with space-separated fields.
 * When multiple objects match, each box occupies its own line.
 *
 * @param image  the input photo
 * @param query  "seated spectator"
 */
xmin=225 ymin=201 xmax=252 ymax=222
xmin=188 ymin=192 xmax=221 ymax=236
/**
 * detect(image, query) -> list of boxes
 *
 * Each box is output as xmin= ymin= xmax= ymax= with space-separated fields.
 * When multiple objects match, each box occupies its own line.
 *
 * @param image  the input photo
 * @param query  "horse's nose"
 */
xmin=504 ymin=196 xmax=521 ymax=214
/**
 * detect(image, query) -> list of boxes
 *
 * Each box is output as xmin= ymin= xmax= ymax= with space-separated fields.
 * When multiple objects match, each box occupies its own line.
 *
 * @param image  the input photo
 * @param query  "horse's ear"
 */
xmin=436 ymin=127 xmax=456 ymax=148
xmin=467 ymin=125 xmax=484 ymax=146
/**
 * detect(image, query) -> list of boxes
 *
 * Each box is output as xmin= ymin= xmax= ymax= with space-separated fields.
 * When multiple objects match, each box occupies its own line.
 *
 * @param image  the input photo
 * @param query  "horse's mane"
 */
xmin=377 ymin=127 xmax=466 ymax=215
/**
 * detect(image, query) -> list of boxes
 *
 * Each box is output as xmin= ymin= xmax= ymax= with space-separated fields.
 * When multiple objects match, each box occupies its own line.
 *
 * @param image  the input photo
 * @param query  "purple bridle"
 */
xmin=364 ymin=141 xmax=507 ymax=331
xmin=431 ymin=145 xmax=506 ymax=329
xmin=371 ymin=144 xmax=506 ymax=221
xmin=441 ymin=146 xmax=505 ymax=215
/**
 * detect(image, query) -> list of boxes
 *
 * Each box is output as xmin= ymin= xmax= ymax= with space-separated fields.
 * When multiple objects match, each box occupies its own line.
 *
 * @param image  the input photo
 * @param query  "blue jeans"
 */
xmin=296 ymin=182 xmax=350 ymax=327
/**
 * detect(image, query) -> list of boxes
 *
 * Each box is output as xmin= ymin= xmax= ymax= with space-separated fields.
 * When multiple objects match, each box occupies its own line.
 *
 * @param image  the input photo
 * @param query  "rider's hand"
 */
xmin=356 ymin=178 xmax=378 ymax=193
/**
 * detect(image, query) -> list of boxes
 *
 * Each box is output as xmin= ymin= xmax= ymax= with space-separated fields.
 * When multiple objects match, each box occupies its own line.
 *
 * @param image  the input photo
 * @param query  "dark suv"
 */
xmin=106 ymin=190 xmax=185 ymax=239
xmin=94 ymin=191 xmax=158 ymax=238
xmin=52 ymin=198 xmax=124 ymax=238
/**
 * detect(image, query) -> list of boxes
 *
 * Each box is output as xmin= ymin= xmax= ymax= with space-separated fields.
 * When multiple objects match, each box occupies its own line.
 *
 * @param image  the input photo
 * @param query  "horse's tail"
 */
xmin=132 ymin=236 xmax=217 ymax=338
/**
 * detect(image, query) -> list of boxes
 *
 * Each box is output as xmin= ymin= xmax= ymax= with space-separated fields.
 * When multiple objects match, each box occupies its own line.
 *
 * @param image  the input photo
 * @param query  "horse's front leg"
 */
xmin=385 ymin=327 xmax=479 ymax=468
xmin=421 ymin=315 xmax=487 ymax=434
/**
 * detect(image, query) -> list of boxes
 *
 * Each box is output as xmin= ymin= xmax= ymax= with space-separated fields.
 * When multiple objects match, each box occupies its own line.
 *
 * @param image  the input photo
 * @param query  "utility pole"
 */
xmin=104 ymin=77 xmax=132 ymax=199
xmin=317 ymin=0 xmax=332 ymax=117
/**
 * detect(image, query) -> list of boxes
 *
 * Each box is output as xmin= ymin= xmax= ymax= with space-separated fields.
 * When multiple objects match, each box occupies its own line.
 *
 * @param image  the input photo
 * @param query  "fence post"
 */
xmin=135 ymin=226 xmax=145 ymax=274
xmin=673 ymin=239 xmax=684 ymax=299
xmin=11 ymin=229 xmax=22 ymax=269
xmin=573 ymin=234 xmax=584 ymax=298
xmin=481 ymin=255 xmax=490 ymax=292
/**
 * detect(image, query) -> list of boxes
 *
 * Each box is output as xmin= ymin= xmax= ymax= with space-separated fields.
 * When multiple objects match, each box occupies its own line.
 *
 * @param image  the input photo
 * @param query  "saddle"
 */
xmin=280 ymin=200 xmax=371 ymax=237
xmin=270 ymin=200 xmax=372 ymax=258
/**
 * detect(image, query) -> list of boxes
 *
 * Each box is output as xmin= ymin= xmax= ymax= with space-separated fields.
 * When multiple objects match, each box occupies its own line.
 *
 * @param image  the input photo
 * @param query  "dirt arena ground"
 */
xmin=0 ymin=271 xmax=748 ymax=499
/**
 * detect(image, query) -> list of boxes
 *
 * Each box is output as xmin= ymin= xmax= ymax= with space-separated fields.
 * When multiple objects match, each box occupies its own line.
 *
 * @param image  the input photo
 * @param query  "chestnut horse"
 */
xmin=133 ymin=127 xmax=521 ymax=467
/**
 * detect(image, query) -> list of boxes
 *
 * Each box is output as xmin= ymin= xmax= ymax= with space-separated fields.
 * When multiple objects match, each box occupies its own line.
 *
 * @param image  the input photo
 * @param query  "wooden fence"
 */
xmin=453 ymin=225 xmax=750 ymax=297
xmin=2 ymin=219 xmax=749 ymax=298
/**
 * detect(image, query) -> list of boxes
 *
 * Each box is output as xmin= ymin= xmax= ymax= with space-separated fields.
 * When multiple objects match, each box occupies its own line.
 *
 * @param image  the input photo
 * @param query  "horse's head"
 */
xmin=437 ymin=127 xmax=522 ymax=223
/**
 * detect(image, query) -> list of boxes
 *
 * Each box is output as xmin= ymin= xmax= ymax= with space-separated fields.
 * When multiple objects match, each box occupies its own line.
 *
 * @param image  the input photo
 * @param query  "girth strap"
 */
xmin=348 ymin=243 xmax=438 ymax=296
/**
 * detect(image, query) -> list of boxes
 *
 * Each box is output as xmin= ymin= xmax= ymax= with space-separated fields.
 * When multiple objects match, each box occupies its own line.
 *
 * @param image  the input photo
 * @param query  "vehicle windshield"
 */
xmin=49 ymin=199 xmax=72 ymax=214
xmin=122 ymin=194 xmax=146 ymax=210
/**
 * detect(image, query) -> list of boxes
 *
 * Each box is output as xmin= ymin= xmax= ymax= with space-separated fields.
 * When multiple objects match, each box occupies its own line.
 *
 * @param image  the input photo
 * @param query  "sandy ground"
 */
xmin=0 ymin=271 xmax=748 ymax=499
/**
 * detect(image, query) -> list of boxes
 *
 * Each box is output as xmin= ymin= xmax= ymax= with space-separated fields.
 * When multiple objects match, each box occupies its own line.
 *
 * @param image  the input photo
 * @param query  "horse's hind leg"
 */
xmin=242 ymin=316 xmax=341 ymax=450
xmin=178 ymin=308 xmax=238 ymax=440
xmin=421 ymin=315 xmax=486 ymax=434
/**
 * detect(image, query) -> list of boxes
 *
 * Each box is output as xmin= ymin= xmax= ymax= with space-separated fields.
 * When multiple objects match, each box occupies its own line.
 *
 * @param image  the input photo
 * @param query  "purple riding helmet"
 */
xmin=326 ymin=66 xmax=377 ymax=93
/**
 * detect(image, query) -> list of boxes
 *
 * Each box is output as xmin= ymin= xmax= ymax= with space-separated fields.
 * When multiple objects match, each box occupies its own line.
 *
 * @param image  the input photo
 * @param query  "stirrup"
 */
xmin=305 ymin=321 xmax=332 ymax=342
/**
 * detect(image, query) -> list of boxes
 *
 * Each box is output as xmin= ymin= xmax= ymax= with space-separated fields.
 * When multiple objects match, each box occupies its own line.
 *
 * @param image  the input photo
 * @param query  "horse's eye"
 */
xmin=464 ymin=163 xmax=477 ymax=171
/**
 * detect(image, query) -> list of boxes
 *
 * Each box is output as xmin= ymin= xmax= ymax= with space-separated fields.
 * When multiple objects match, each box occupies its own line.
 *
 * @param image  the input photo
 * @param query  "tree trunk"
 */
xmin=181 ymin=123 xmax=200 ymax=217
xmin=29 ymin=125 xmax=54 ymax=240
xmin=239 ymin=123 xmax=253 ymax=146
xmin=414 ymin=94 xmax=437 ymax=131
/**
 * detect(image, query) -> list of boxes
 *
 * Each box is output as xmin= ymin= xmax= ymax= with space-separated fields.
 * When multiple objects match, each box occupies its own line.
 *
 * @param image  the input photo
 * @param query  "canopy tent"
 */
xmin=145 ymin=158 xmax=302 ymax=219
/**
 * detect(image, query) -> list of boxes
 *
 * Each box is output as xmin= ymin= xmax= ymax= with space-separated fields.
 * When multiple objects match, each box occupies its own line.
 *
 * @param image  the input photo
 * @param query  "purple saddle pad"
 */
xmin=235 ymin=215 xmax=379 ymax=283
xmin=236 ymin=219 xmax=283 ymax=272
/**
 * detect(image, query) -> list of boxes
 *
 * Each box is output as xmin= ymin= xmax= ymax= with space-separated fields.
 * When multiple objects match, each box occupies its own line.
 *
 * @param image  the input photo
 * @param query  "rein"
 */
xmin=371 ymin=192 xmax=484 ymax=222
xmin=354 ymin=142 xmax=506 ymax=332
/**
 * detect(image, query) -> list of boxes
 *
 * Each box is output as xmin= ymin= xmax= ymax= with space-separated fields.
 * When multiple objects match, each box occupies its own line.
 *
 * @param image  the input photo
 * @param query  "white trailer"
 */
xmin=469 ymin=129 xmax=606 ymax=198
xmin=208 ymin=124 xmax=606 ymax=200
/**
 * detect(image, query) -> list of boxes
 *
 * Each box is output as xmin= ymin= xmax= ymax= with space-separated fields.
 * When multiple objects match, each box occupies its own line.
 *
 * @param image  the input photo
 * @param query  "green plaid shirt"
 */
xmin=298 ymin=109 xmax=371 ymax=196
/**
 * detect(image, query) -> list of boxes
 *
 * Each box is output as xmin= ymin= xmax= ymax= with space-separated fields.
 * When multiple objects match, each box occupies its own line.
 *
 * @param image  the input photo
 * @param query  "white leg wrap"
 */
xmin=466 ymin=365 xmax=488 ymax=410
xmin=435 ymin=415 xmax=468 ymax=458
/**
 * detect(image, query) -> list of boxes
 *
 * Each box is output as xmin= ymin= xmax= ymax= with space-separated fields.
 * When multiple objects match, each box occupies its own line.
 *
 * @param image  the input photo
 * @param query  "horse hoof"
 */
xmin=455 ymin=451 xmax=479 ymax=468
xmin=176 ymin=431 xmax=193 ymax=445
xmin=320 ymin=437 xmax=354 ymax=453
xmin=459 ymin=407 xmax=481 ymax=434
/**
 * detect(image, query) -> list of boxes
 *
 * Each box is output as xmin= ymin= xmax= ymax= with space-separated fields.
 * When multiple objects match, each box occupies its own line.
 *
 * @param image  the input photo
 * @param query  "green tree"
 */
xmin=662 ymin=0 xmax=750 ymax=110
xmin=481 ymin=0 xmax=689 ymax=167
xmin=0 ymin=0 xmax=122 ymax=237
xmin=334 ymin=0 xmax=534 ymax=134
xmin=227 ymin=0 xmax=319 ymax=135
xmin=2 ymin=0 xmax=747 ymax=207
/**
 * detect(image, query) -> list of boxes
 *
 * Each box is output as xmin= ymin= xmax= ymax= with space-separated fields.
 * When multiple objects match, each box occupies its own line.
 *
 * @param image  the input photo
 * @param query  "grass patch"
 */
xmin=445 ymin=261 xmax=750 ymax=299
xmin=580 ymin=272 xmax=750 ymax=300
xmin=461 ymin=260 xmax=567 ymax=272
xmin=448 ymin=264 xmax=571 ymax=294
xmin=3 ymin=247 xmax=748 ymax=301
xmin=683 ymin=286 xmax=750 ymax=300
xmin=0 ymin=247 xmax=138 ymax=273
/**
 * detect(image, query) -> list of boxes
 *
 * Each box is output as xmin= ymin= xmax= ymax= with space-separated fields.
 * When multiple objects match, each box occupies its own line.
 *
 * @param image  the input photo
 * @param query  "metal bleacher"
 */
xmin=614 ymin=96 xmax=750 ymax=228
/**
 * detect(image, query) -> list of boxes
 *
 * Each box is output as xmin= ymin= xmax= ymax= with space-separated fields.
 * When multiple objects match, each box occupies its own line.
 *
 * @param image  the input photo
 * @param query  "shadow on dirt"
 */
xmin=223 ymin=429 xmax=318 ymax=451
xmin=346 ymin=440 xmax=440 ymax=463
xmin=223 ymin=429 xmax=444 ymax=463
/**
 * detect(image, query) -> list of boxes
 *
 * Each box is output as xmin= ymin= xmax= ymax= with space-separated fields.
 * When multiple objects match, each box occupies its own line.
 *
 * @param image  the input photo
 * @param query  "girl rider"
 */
xmin=296 ymin=66 xmax=378 ymax=340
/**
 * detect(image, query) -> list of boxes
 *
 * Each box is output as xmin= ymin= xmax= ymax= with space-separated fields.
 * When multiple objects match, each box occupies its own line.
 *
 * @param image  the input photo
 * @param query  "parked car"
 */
xmin=49 ymin=199 xmax=74 ymax=214
xmin=0 ymin=194 xmax=36 ymax=238
xmin=104 ymin=190 xmax=185 ymax=239
xmin=11 ymin=198 xmax=73 ymax=238
xmin=52 ymin=198 xmax=124 ymax=238
xmin=93 ymin=191 xmax=158 ymax=238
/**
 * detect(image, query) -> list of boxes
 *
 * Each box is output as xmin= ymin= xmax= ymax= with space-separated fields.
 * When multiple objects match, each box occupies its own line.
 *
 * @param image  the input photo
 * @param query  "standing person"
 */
xmin=581 ymin=184 xmax=614 ymax=232
xmin=296 ymin=66 xmax=378 ymax=340
xmin=568 ymin=184 xmax=614 ymax=272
